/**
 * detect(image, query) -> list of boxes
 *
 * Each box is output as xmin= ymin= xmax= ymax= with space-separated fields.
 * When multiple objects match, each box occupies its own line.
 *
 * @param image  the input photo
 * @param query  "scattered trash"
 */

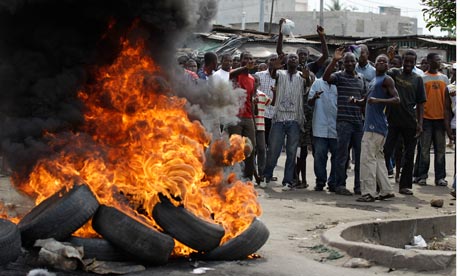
xmin=427 ymin=235 xmax=456 ymax=251
xmin=82 ymin=259 xmax=145 ymax=274
xmin=327 ymin=251 xmax=344 ymax=260
xmin=306 ymin=223 xmax=327 ymax=231
xmin=34 ymin=238 xmax=84 ymax=271
xmin=309 ymin=245 xmax=344 ymax=260
xmin=343 ymin=257 xmax=372 ymax=268
xmin=288 ymin=236 xmax=309 ymax=240
xmin=430 ymin=198 xmax=444 ymax=208
xmin=27 ymin=269 xmax=56 ymax=276
xmin=191 ymin=267 xmax=215 ymax=274
xmin=404 ymin=235 xmax=427 ymax=249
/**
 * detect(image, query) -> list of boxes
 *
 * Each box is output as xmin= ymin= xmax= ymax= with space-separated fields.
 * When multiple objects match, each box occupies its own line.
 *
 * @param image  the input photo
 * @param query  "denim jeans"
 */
xmin=264 ymin=120 xmax=300 ymax=185
xmin=383 ymin=126 xmax=417 ymax=190
xmin=313 ymin=136 xmax=337 ymax=189
xmin=414 ymin=119 xmax=446 ymax=181
xmin=336 ymin=121 xmax=363 ymax=191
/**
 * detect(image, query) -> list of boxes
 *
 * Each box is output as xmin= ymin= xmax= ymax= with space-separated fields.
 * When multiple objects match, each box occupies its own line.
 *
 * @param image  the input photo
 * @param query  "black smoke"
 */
xmin=0 ymin=0 xmax=217 ymax=179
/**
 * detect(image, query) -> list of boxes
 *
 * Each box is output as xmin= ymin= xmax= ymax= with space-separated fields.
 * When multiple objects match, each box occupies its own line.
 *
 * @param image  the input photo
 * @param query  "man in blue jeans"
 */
xmin=262 ymin=20 xmax=314 ymax=191
xmin=323 ymin=48 xmax=368 ymax=195
xmin=262 ymin=52 xmax=313 ymax=191
xmin=307 ymin=61 xmax=338 ymax=192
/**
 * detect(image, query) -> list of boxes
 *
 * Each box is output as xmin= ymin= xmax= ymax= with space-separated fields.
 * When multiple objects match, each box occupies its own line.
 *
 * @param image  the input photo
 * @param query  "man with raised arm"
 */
xmin=262 ymin=21 xmax=313 ymax=191
xmin=323 ymin=47 xmax=368 ymax=196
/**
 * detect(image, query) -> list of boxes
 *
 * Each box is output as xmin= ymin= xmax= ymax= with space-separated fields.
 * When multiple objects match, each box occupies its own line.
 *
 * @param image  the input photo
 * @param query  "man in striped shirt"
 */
xmin=256 ymin=54 xmax=278 ymax=148
xmin=252 ymin=74 xmax=272 ymax=186
xmin=323 ymin=48 xmax=368 ymax=196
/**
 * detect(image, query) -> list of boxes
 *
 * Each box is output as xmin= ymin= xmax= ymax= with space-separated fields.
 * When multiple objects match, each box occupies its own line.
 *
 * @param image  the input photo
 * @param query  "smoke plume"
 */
xmin=0 ymin=0 xmax=219 ymax=178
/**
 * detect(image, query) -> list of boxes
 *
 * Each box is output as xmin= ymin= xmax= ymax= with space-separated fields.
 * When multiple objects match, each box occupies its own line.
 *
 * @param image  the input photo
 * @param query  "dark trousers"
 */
xmin=264 ymin=117 xmax=272 ymax=148
xmin=384 ymin=126 xmax=417 ymax=190
xmin=227 ymin=118 xmax=256 ymax=180
xmin=336 ymin=121 xmax=363 ymax=192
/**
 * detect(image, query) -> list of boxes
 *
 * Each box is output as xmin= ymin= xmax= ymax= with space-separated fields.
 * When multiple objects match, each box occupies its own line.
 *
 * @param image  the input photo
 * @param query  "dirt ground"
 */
xmin=0 ymin=146 xmax=456 ymax=276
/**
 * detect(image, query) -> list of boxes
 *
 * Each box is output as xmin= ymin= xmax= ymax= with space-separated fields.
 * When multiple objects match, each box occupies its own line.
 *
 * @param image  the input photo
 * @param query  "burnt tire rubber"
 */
xmin=0 ymin=219 xmax=22 ymax=265
xmin=152 ymin=198 xmax=224 ymax=252
xmin=200 ymin=218 xmax=269 ymax=261
xmin=67 ymin=236 xmax=134 ymax=262
xmin=92 ymin=205 xmax=174 ymax=265
xmin=18 ymin=184 xmax=99 ymax=247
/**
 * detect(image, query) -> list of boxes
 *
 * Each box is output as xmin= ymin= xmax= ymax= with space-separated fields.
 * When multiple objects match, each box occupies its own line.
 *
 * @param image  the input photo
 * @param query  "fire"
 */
xmin=12 ymin=32 xmax=261 ymax=254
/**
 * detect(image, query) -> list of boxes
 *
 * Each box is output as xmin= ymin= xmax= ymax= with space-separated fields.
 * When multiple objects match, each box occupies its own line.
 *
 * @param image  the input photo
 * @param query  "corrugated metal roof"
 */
xmin=417 ymin=37 xmax=456 ymax=46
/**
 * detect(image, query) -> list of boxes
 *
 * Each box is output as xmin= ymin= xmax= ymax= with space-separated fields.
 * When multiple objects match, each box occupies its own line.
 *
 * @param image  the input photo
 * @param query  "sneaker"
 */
xmin=281 ymin=184 xmax=293 ymax=191
xmin=259 ymin=181 xmax=267 ymax=188
xmin=388 ymin=170 xmax=394 ymax=178
xmin=417 ymin=178 xmax=427 ymax=186
xmin=435 ymin=179 xmax=448 ymax=186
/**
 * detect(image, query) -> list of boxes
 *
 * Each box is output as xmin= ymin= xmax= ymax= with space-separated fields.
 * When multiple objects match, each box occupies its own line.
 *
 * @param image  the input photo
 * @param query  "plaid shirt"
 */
xmin=255 ymin=70 xmax=276 ymax=119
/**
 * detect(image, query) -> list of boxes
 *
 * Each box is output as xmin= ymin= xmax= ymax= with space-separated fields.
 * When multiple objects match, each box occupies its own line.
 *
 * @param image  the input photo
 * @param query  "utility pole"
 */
xmin=268 ymin=0 xmax=275 ymax=34
xmin=259 ymin=0 xmax=265 ymax=32
xmin=320 ymin=0 xmax=324 ymax=26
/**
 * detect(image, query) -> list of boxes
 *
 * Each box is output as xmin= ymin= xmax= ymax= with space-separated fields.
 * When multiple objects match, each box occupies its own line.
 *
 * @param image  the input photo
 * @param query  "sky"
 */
xmin=310 ymin=0 xmax=450 ymax=36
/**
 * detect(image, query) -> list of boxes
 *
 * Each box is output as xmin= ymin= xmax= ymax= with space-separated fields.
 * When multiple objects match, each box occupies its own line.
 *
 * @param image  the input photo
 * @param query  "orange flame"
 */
xmin=11 ymin=32 xmax=261 ymax=254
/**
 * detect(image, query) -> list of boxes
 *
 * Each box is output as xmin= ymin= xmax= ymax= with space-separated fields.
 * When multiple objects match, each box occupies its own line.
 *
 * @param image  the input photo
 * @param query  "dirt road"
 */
xmin=0 ymin=147 xmax=456 ymax=276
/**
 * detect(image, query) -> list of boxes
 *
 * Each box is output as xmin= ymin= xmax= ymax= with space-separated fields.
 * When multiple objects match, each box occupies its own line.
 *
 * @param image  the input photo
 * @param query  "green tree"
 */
xmin=421 ymin=0 xmax=456 ymax=34
xmin=326 ymin=0 xmax=348 ymax=11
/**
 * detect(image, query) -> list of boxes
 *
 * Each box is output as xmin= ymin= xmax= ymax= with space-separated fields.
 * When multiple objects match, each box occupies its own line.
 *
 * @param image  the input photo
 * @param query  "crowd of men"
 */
xmin=178 ymin=19 xmax=456 ymax=202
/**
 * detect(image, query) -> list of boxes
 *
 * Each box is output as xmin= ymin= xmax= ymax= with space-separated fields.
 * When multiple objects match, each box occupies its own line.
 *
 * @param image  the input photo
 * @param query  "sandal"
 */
xmin=356 ymin=194 xmax=375 ymax=202
xmin=376 ymin=193 xmax=395 ymax=200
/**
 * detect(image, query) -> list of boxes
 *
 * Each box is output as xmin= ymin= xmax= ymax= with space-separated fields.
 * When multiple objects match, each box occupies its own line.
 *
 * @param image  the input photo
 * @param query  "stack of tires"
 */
xmin=1 ymin=183 xmax=269 ymax=267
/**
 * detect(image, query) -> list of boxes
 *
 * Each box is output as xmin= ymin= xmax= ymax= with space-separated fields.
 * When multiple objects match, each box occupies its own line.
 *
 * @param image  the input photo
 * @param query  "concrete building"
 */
xmin=215 ymin=0 xmax=418 ymax=37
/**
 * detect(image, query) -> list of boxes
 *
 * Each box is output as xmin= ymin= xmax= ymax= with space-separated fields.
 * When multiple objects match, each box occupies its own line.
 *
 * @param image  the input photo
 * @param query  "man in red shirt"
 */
xmin=228 ymin=51 xmax=256 ymax=181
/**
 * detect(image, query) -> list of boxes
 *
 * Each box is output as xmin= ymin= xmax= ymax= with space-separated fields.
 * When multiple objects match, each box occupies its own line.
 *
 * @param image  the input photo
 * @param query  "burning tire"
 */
xmin=92 ymin=205 xmax=174 ymax=265
xmin=0 ymin=219 xmax=22 ymax=265
xmin=67 ymin=236 xmax=133 ymax=262
xmin=199 ymin=218 xmax=269 ymax=261
xmin=152 ymin=197 xmax=224 ymax=252
xmin=18 ymin=184 xmax=99 ymax=246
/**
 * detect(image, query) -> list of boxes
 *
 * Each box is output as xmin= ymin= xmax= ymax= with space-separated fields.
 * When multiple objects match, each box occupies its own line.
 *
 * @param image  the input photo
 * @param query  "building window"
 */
xmin=356 ymin=19 xmax=364 ymax=33
xmin=380 ymin=21 xmax=388 ymax=33
xmin=398 ymin=22 xmax=413 ymax=35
